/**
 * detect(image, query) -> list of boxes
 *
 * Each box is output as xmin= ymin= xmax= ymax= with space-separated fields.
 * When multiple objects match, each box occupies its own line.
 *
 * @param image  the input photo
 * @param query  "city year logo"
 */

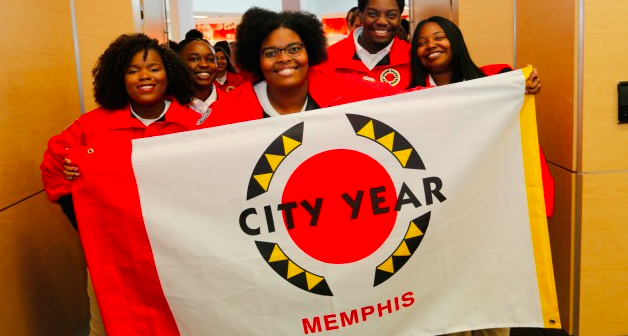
xmin=238 ymin=114 xmax=447 ymax=296
xmin=380 ymin=69 xmax=401 ymax=86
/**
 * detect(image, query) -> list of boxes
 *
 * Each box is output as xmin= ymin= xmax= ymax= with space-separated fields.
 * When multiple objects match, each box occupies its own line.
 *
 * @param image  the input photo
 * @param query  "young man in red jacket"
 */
xmin=327 ymin=0 xmax=411 ymax=88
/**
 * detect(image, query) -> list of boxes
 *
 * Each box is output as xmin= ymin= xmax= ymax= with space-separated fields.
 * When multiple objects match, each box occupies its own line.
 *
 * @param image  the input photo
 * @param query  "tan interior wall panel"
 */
xmin=546 ymin=164 xmax=576 ymax=335
xmin=579 ymin=172 xmax=628 ymax=335
xmin=582 ymin=0 xmax=628 ymax=172
xmin=0 ymin=193 xmax=88 ymax=335
xmin=0 ymin=1 xmax=81 ymax=209
xmin=458 ymin=1 xmax=513 ymax=70
xmin=74 ymin=0 xmax=138 ymax=112
xmin=516 ymin=0 xmax=576 ymax=172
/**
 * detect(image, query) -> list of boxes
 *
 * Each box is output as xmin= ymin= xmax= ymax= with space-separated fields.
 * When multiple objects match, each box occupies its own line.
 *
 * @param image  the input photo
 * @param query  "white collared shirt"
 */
xmin=253 ymin=81 xmax=308 ymax=117
xmin=188 ymin=84 xmax=218 ymax=115
xmin=353 ymin=27 xmax=394 ymax=71
xmin=130 ymin=100 xmax=171 ymax=126
xmin=428 ymin=75 xmax=436 ymax=86
xmin=215 ymin=73 xmax=227 ymax=85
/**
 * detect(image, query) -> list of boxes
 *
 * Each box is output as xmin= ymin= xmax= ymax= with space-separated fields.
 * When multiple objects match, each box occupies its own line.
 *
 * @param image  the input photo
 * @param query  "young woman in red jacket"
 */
xmin=213 ymin=41 xmax=245 ymax=93
xmin=40 ymin=33 xmax=201 ymax=336
xmin=177 ymin=30 xmax=226 ymax=118
xmin=42 ymin=33 xmax=202 ymax=226
xmin=208 ymin=7 xmax=401 ymax=123
xmin=409 ymin=15 xmax=541 ymax=92
xmin=408 ymin=16 xmax=552 ymax=336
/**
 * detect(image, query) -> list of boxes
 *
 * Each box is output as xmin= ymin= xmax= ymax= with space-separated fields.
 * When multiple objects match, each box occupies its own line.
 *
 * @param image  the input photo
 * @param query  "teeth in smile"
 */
xmin=427 ymin=52 xmax=442 ymax=59
xmin=138 ymin=85 xmax=155 ymax=91
xmin=277 ymin=68 xmax=295 ymax=75
xmin=196 ymin=72 xmax=211 ymax=79
xmin=375 ymin=29 xmax=389 ymax=35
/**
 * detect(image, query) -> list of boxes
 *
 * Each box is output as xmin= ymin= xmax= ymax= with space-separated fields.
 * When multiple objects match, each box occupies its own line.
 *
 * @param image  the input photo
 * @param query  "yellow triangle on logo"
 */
xmin=268 ymin=245 xmax=288 ymax=262
xmin=405 ymin=221 xmax=424 ymax=239
xmin=287 ymin=261 xmax=304 ymax=279
xmin=377 ymin=258 xmax=395 ymax=273
xmin=393 ymin=241 xmax=411 ymax=257
xmin=254 ymin=173 xmax=273 ymax=191
xmin=282 ymin=136 xmax=301 ymax=155
xmin=377 ymin=132 xmax=395 ymax=151
xmin=305 ymin=273 xmax=324 ymax=290
xmin=265 ymin=154 xmax=284 ymax=172
xmin=393 ymin=148 xmax=413 ymax=167
xmin=357 ymin=120 xmax=376 ymax=139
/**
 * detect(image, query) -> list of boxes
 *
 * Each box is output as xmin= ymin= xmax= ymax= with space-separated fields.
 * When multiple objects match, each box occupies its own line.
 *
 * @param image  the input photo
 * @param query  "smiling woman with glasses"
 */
xmin=206 ymin=7 xmax=405 ymax=119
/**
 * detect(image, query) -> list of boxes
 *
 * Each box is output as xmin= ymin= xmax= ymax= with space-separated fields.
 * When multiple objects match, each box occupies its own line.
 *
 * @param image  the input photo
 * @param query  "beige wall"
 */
xmin=580 ymin=173 xmax=628 ymax=335
xmin=0 ymin=1 xmax=82 ymax=209
xmin=516 ymin=1 xmax=578 ymax=333
xmin=0 ymin=194 xmax=87 ymax=336
xmin=546 ymin=164 xmax=577 ymax=334
xmin=577 ymin=1 xmax=628 ymax=335
xmin=581 ymin=0 xmax=628 ymax=172
xmin=516 ymin=0 xmax=577 ymax=172
xmin=74 ymin=0 xmax=139 ymax=112
xmin=0 ymin=0 xmax=88 ymax=332
xmin=458 ymin=1 xmax=514 ymax=69
xmin=0 ymin=0 xmax=139 ymax=333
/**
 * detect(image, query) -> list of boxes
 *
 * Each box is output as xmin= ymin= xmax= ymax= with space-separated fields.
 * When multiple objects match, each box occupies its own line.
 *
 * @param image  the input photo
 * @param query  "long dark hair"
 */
xmin=213 ymin=41 xmax=237 ymax=74
xmin=409 ymin=16 xmax=485 ymax=88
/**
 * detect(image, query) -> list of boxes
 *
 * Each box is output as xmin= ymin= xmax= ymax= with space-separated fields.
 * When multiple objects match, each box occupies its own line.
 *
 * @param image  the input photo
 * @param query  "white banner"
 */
xmin=74 ymin=68 xmax=559 ymax=336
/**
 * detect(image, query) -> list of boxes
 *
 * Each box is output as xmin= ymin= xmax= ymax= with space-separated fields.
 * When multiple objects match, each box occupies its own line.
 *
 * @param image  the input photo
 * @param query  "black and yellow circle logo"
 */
xmin=240 ymin=115 xmax=446 ymax=296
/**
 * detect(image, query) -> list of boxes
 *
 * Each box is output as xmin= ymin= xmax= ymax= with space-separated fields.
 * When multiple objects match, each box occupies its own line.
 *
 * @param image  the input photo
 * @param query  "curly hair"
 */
xmin=236 ymin=7 xmax=327 ymax=80
xmin=92 ymin=33 xmax=193 ymax=110
xmin=408 ymin=16 xmax=485 ymax=88
xmin=358 ymin=0 xmax=405 ymax=12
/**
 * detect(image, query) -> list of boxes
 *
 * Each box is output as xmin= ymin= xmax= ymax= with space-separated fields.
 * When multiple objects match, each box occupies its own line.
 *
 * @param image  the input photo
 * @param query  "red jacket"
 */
xmin=41 ymin=100 xmax=201 ymax=203
xmin=327 ymin=29 xmax=411 ymax=89
xmin=208 ymin=65 xmax=403 ymax=123
xmin=215 ymin=72 xmax=245 ymax=93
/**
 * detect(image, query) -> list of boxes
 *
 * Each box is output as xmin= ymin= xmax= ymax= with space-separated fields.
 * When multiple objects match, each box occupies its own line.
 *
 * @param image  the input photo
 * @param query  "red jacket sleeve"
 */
xmin=40 ymin=120 xmax=84 ymax=203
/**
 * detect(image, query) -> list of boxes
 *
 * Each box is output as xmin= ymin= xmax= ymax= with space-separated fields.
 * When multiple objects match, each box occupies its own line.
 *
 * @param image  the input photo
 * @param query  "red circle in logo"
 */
xmin=282 ymin=149 xmax=397 ymax=264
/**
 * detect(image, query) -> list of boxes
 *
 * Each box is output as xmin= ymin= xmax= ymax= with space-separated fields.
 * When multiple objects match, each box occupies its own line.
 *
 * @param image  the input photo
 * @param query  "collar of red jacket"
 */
xmin=327 ymin=29 xmax=411 ymax=71
xmin=108 ymin=97 xmax=198 ymax=130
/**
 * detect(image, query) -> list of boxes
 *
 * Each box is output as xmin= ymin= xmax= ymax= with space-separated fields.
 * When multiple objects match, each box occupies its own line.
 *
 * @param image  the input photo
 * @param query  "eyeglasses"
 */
xmin=260 ymin=43 xmax=305 ymax=60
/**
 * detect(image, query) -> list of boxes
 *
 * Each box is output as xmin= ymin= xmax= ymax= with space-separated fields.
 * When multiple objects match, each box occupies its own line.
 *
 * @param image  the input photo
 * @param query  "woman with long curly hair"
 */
xmin=40 ymin=33 xmax=204 ymax=336
xmin=42 ymin=33 xmax=199 ymax=229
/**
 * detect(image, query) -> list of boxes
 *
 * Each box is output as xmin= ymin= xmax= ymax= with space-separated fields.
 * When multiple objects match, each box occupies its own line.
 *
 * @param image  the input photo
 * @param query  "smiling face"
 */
xmin=416 ymin=22 xmax=453 ymax=75
xmin=215 ymin=50 xmax=229 ymax=74
xmin=124 ymin=49 xmax=167 ymax=116
xmin=360 ymin=0 xmax=401 ymax=53
xmin=260 ymin=27 xmax=309 ymax=92
xmin=180 ymin=40 xmax=217 ymax=92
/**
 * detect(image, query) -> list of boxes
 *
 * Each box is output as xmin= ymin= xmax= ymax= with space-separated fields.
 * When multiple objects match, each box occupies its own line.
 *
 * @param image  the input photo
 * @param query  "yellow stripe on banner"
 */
xmin=519 ymin=65 xmax=561 ymax=329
